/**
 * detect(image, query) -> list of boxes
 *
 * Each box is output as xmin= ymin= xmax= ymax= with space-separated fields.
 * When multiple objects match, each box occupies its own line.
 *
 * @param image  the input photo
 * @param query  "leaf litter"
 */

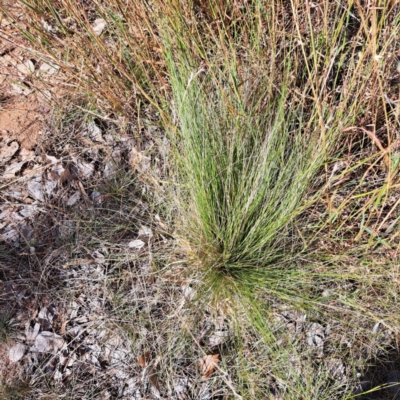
xmin=200 ymin=354 xmax=220 ymax=380
xmin=0 ymin=29 xmax=170 ymax=395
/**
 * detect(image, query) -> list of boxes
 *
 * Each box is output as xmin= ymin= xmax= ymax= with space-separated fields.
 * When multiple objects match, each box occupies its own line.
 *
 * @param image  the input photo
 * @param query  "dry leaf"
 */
xmin=103 ymin=163 xmax=116 ymax=178
xmin=54 ymin=369 xmax=63 ymax=382
xmin=149 ymin=367 xmax=161 ymax=393
xmin=138 ymin=225 xmax=153 ymax=238
xmin=174 ymin=377 xmax=189 ymax=398
xmin=306 ymin=322 xmax=325 ymax=351
xmin=66 ymin=192 xmax=80 ymax=206
xmin=128 ymin=239 xmax=145 ymax=250
xmin=76 ymin=159 xmax=94 ymax=178
xmin=92 ymin=18 xmax=107 ymax=36
xmin=38 ymin=306 xmax=55 ymax=331
xmin=0 ymin=17 xmax=11 ymax=28
xmin=0 ymin=54 xmax=15 ymax=66
xmin=27 ymin=178 xmax=44 ymax=201
xmin=9 ymin=343 xmax=26 ymax=362
xmin=44 ymin=179 xmax=57 ymax=196
xmin=16 ymin=59 xmax=35 ymax=76
xmin=92 ymin=250 xmax=105 ymax=263
xmin=20 ymin=148 xmax=34 ymax=162
xmin=138 ymin=351 xmax=161 ymax=393
xmin=10 ymin=83 xmax=32 ymax=96
xmin=2 ymin=161 xmax=26 ymax=180
xmin=208 ymin=330 xmax=229 ymax=347
xmin=0 ymin=140 xmax=19 ymax=164
xmin=199 ymin=354 xmax=219 ymax=379
xmin=0 ymin=227 xmax=19 ymax=243
xmin=60 ymin=320 xmax=69 ymax=335
xmin=129 ymin=147 xmax=151 ymax=171
xmin=30 ymin=331 xmax=64 ymax=353
xmin=25 ymin=322 xmax=40 ymax=344
xmin=87 ymin=121 xmax=104 ymax=142
xmin=19 ymin=207 xmax=36 ymax=218
xmin=41 ymin=19 xmax=55 ymax=32
xmin=39 ymin=61 xmax=59 ymax=75
xmin=138 ymin=350 xmax=150 ymax=367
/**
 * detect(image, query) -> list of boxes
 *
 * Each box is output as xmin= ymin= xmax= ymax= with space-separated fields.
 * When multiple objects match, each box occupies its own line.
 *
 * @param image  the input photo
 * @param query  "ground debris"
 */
xmin=30 ymin=331 xmax=64 ymax=354
xmin=0 ymin=138 xmax=19 ymax=164
xmin=9 ymin=343 xmax=26 ymax=362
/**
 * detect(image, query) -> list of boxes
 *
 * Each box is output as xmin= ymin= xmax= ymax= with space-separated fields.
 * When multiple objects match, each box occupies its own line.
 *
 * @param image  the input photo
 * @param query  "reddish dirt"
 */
xmin=0 ymin=96 xmax=42 ymax=151
xmin=1 ymin=12 xmax=43 ymax=153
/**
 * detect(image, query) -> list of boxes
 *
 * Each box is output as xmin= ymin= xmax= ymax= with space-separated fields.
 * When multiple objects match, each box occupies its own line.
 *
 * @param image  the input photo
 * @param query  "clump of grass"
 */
xmin=158 ymin=0 xmax=397 ymax=309
xmin=167 ymin=56 xmax=325 ymax=304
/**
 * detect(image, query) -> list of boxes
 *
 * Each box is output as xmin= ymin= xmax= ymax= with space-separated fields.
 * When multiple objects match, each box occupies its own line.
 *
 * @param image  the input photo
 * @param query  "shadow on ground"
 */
xmin=355 ymin=348 xmax=400 ymax=400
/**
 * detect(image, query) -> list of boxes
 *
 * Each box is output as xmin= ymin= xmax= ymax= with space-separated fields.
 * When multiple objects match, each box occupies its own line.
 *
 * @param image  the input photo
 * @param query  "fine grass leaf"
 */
xmin=200 ymin=354 xmax=220 ymax=380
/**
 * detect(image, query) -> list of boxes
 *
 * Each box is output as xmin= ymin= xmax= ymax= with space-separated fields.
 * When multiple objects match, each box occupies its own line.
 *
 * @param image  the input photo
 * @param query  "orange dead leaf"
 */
xmin=60 ymin=320 xmax=69 ymax=335
xmin=138 ymin=352 xmax=161 ymax=393
xmin=199 ymin=354 xmax=220 ymax=379
xmin=138 ymin=350 xmax=151 ymax=367
xmin=149 ymin=367 xmax=161 ymax=393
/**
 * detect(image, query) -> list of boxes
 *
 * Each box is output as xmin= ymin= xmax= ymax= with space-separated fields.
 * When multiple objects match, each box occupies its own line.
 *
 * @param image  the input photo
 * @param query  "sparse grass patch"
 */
xmin=0 ymin=308 xmax=17 ymax=344
xmin=0 ymin=381 xmax=31 ymax=400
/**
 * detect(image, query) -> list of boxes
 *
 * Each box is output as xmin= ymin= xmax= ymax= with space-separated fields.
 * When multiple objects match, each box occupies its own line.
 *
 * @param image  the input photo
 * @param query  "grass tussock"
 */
xmin=1 ymin=0 xmax=400 ymax=398
xmin=159 ymin=1 xmax=400 ymax=310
